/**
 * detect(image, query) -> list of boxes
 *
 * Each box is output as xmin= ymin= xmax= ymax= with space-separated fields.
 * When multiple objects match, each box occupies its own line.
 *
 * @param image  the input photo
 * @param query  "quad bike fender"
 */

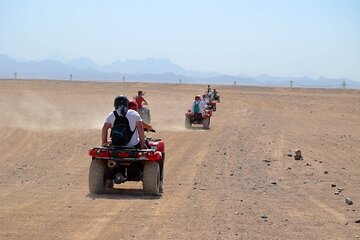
xmin=156 ymin=141 xmax=165 ymax=152
xmin=148 ymin=140 xmax=165 ymax=152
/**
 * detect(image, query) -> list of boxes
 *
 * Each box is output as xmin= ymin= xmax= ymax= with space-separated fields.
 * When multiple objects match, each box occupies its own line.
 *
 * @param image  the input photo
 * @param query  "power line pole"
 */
xmin=234 ymin=81 xmax=236 ymax=86
xmin=70 ymin=74 xmax=72 ymax=81
xmin=179 ymin=78 xmax=182 ymax=84
xmin=290 ymin=80 xmax=293 ymax=89
xmin=342 ymin=80 xmax=346 ymax=89
xmin=14 ymin=72 xmax=17 ymax=79
xmin=123 ymin=76 xmax=125 ymax=83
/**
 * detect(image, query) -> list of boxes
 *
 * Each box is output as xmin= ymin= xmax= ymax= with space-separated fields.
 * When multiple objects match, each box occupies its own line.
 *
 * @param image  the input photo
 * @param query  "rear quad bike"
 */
xmin=185 ymin=109 xmax=211 ymax=129
xmin=88 ymin=137 xmax=165 ymax=195
xmin=138 ymin=105 xmax=151 ymax=123
xmin=207 ymin=101 xmax=217 ymax=112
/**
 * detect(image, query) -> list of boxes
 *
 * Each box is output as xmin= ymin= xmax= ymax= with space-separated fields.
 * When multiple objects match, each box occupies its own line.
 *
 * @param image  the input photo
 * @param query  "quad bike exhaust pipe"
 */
xmin=107 ymin=160 xmax=116 ymax=168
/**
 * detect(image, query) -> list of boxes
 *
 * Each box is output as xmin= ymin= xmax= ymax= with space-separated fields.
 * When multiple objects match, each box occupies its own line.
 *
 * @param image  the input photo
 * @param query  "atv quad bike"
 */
xmin=206 ymin=101 xmax=217 ymax=112
xmin=138 ymin=105 xmax=151 ymax=124
xmin=88 ymin=136 xmax=165 ymax=195
xmin=185 ymin=109 xmax=212 ymax=129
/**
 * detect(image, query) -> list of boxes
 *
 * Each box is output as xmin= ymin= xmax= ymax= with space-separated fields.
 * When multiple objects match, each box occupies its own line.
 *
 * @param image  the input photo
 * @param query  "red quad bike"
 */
xmin=88 ymin=135 xmax=165 ymax=196
xmin=206 ymin=100 xmax=217 ymax=112
xmin=185 ymin=109 xmax=212 ymax=129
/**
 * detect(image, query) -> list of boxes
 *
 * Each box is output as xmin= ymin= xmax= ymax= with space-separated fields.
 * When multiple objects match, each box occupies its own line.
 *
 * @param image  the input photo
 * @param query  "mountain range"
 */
xmin=1 ymin=54 xmax=359 ymax=89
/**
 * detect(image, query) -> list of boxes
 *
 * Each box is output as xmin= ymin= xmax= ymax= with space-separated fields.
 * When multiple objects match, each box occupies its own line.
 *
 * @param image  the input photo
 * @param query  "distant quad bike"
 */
xmin=207 ymin=101 xmax=217 ymax=112
xmin=185 ymin=109 xmax=212 ymax=129
xmin=138 ymin=106 xmax=151 ymax=123
xmin=88 ymin=136 xmax=165 ymax=195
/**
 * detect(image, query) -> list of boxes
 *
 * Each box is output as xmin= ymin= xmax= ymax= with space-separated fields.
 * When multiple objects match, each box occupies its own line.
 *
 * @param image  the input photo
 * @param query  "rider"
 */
xmin=202 ymin=94 xmax=209 ymax=107
xmin=191 ymin=95 xmax=206 ymax=114
xmin=128 ymin=100 xmax=154 ymax=132
xmin=101 ymin=96 xmax=146 ymax=148
xmin=207 ymin=85 xmax=211 ymax=94
xmin=134 ymin=91 xmax=148 ymax=109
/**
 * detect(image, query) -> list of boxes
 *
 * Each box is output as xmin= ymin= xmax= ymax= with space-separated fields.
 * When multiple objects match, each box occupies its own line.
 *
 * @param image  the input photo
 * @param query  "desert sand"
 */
xmin=0 ymin=79 xmax=359 ymax=239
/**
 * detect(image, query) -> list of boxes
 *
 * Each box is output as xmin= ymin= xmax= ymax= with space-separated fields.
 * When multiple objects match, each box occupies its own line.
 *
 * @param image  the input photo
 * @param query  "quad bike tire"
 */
xmin=203 ymin=118 xmax=210 ymax=129
xmin=213 ymin=104 xmax=217 ymax=111
xmin=185 ymin=117 xmax=192 ymax=129
xmin=143 ymin=161 xmax=160 ymax=195
xmin=89 ymin=159 xmax=107 ymax=194
xmin=159 ymin=152 xmax=165 ymax=193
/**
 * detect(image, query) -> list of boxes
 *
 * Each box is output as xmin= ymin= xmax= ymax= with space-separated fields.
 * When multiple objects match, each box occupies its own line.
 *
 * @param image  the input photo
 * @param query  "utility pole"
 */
xmin=14 ymin=72 xmax=17 ymax=79
xmin=290 ymin=80 xmax=293 ymax=89
xmin=234 ymin=81 xmax=236 ymax=86
xmin=342 ymin=80 xmax=346 ymax=89
xmin=179 ymin=78 xmax=182 ymax=84
xmin=70 ymin=74 xmax=72 ymax=81
xmin=123 ymin=76 xmax=125 ymax=83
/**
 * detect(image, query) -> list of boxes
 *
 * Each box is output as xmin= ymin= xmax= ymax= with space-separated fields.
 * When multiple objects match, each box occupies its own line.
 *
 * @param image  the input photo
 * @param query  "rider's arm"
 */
xmin=142 ymin=121 xmax=153 ymax=131
xmin=136 ymin=120 xmax=146 ymax=149
xmin=101 ymin=123 xmax=112 ymax=146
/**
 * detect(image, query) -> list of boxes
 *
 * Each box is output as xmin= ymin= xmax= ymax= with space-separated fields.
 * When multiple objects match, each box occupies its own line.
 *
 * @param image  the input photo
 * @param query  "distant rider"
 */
xmin=202 ymin=94 xmax=209 ymax=107
xmin=134 ymin=91 xmax=148 ymax=109
xmin=102 ymin=95 xmax=146 ymax=148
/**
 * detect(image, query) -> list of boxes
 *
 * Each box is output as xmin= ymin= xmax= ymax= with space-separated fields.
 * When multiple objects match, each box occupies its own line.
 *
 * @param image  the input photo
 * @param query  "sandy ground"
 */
xmin=0 ymin=79 xmax=359 ymax=240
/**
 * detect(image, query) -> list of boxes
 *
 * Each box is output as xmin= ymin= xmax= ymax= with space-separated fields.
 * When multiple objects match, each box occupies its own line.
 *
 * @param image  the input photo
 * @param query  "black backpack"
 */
xmin=110 ymin=110 xmax=135 ymax=146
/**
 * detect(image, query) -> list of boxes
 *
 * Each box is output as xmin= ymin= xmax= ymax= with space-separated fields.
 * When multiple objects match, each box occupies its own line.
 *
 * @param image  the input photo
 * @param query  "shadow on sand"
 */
xmin=86 ymin=187 xmax=162 ymax=200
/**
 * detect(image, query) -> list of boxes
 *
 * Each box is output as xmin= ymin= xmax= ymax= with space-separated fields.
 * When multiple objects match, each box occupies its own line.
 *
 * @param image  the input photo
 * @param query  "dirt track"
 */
xmin=0 ymin=80 xmax=359 ymax=239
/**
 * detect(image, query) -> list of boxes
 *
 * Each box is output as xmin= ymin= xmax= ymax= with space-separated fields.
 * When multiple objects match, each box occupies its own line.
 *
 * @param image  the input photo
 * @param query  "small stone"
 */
xmin=304 ymin=180 xmax=309 ymax=184
xmin=224 ymin=152 xmax=227 ymax=155
xmin=287 ymin=153 xmax=292 ymax=157
xmin=294 ymin=149 xmax=302 ymax=160
xmin=235 ymin=212 xmax=239 ymax=215
xmin=270 ymin=181 xmax=277 ymax=185
xmin=319 ymin=160 xmax=323 ymax=163
xmin=261 ymin=215 xmax=268 ymax=219
xmin=334 ymin=192 xmax=340 ymax=195
xmin=345 ymin=198 xmax=353 ymax=205
xmin=230 ymin=173 xmax=234 ymax=176
xmin=331 ymin=183 xmax=336 ymax=187
xmin=355 ymin=219 xmax=360 ymax=223
xmin=324 ymin=171 xmax=328 ymax=174
xmin=337 ymin=188 xmax=344 ymax=192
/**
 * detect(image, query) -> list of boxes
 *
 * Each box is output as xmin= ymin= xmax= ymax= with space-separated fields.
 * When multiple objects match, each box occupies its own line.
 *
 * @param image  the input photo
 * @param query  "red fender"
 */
xmin=156 ymin=141 xmax=165 ymax=152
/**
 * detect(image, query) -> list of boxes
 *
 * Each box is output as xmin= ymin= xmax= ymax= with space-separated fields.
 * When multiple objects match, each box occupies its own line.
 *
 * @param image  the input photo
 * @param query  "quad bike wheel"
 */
xmin=89 ymin=160 xmax=107 ymax=194
xmin=185 ymin=116 xmax=192 ymax=129
xmin=143 ymin=161 xmax=160 ymax=195
xmin=159 ymin=152 xmax=165 ymax=193
xmin=203 ymin=118 xmax=210 ymax=129
xmin=213 ymin=104 xmax=217 ymax=111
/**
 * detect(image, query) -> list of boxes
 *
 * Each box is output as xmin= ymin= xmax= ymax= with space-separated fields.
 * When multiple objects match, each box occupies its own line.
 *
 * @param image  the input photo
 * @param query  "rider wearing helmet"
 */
xmin=101 ymin=95 xmax=146 ymax=148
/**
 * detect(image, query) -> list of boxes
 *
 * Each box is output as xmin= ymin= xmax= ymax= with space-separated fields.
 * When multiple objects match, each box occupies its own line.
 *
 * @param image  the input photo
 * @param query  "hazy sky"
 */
xmin=1 ymin=0 xmax=359 ymax=81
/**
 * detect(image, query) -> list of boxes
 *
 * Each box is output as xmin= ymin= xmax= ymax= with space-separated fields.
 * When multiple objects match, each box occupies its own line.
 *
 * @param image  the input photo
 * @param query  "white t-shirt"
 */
xmin=105 ymin=108 xmax=142 ymax=147
xmin=191 ymin=100 xmax=206 ymax=113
